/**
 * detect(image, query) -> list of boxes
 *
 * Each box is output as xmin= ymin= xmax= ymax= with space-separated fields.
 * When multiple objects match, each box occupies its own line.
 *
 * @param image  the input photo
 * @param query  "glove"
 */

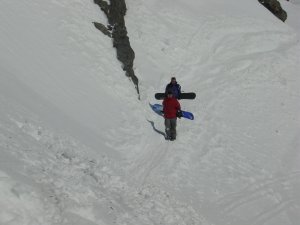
xmin=176 ymin=110 xmax=182 ymax=118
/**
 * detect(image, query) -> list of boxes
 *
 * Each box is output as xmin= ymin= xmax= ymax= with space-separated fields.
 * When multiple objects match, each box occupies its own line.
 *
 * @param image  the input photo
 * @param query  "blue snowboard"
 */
xmin=150 ymin=103 xmax=194 ymax=120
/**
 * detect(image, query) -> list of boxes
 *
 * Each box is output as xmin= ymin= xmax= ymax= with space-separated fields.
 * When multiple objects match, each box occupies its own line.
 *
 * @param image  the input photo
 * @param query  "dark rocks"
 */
xmin=93 ymin=22 xmax=111 ymax=37
xmin=94 ymin=0 xmax=140 ymax=97
xmin=258 ymin=0 xmax=287 ymax=22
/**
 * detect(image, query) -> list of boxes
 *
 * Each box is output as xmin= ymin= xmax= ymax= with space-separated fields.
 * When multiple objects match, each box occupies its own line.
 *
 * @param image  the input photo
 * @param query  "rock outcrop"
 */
xmin=258 ymin=0 xmax=287 ymax=22
xmin=93 ymin=0 xmax=139 ymax=97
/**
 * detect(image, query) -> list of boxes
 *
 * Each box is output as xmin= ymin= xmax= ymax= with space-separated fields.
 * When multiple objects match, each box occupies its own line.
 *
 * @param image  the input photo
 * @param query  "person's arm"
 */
xmin=176 ymin=100 xmax=182 ymax=118
xmin=162 ymin=99 xmax=166 ymax=114
xmin=177 ymin=84 xmax=181 ymax=99
xmin=176 ymin=100 xmax=181 ymax=111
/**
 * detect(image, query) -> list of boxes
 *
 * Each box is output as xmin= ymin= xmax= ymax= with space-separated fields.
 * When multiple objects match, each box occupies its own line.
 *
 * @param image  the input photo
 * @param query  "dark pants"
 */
xmin=165 ymin=118 xmax=177 ymax=139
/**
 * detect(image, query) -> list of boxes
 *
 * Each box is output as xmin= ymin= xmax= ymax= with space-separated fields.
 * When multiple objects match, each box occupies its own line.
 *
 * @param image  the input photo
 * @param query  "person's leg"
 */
xmin=165 ymin=119 xmax=171 ymax=139
xmin=170 ymin=118 xmax=177 ymax=140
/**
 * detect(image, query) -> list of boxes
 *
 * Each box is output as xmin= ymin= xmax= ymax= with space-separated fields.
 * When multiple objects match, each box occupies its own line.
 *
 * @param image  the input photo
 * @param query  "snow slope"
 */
xmin=1 ymin=0 xmax=300 ymax=225
xmin=283 ymin=0 xmax=300 ymax=34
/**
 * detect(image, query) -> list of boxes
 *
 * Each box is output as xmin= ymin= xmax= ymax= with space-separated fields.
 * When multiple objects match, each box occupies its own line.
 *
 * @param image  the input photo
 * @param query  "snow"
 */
xmin=0 ymin=0 xmax=300 ymax=225
xmin=283 ymin=0 xmax=300 ymax=34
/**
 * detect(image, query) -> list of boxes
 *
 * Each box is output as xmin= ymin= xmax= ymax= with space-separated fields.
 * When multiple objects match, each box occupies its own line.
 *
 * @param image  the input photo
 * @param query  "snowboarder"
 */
xmin=163 ymin=90 xmax=182 ymax=140
xmin=165 ymin=77 xmax=181 ymax=99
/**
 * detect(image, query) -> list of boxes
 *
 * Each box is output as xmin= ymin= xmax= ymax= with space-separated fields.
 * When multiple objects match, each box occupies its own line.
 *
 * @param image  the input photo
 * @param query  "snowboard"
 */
xmin=150 ymin=103 xmax=194 ymax=120
xmin=155 ymin=92 xmax=196 ymax=100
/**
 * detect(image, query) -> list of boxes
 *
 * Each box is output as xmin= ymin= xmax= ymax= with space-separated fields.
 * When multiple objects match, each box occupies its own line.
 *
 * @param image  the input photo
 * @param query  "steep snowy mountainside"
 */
xmin=127 ymin=0 xmax=300 ymax=224
xmin=0 ymin=0 xmax=143 ymax=154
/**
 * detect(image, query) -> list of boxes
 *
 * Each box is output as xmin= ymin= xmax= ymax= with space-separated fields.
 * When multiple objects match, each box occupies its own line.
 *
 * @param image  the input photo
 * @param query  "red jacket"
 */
xmin=163 ymin=97 xmax=181 ymax=119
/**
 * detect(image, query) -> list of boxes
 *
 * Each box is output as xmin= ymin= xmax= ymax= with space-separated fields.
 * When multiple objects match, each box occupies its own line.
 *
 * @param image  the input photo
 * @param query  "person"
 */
xmin=162 ymin=90 xmax=182 ymax=141
xmin=165 ymin=77 xmax=181 ymax=99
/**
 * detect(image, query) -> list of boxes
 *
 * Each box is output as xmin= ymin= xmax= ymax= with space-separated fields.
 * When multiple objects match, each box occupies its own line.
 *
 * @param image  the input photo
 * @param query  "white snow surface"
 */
xmin=1 ymin=0 xmax=300 ymax=224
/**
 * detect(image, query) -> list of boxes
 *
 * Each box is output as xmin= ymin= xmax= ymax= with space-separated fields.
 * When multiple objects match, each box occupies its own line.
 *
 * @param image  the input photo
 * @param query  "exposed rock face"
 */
xmin=258 ymin=0 xmax=287 ymax=22
xmin=93 ymin=0 xmax=139 ymax=97
xmin=93 ymin=22 xmax=111 ymax=37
